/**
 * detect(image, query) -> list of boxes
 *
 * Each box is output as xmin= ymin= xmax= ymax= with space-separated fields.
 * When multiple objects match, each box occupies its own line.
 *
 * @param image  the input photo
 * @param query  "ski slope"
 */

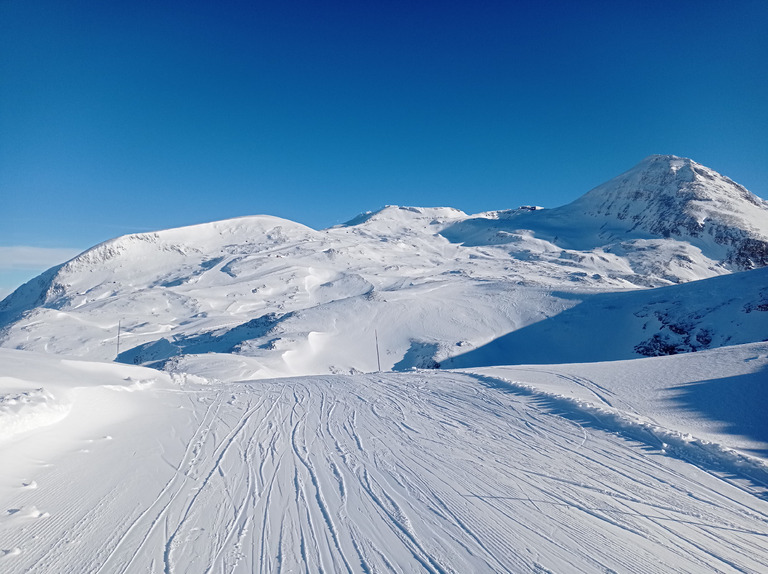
xmin=2 ymin=155 xmax=768 ymax=571
xmin=1 ymin=348 xmax=767 ymax=573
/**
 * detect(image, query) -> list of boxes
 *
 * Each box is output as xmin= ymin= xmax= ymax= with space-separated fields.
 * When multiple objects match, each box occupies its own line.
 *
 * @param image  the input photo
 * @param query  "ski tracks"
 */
xmin=5 ymin=371 xmax=768 ymax=573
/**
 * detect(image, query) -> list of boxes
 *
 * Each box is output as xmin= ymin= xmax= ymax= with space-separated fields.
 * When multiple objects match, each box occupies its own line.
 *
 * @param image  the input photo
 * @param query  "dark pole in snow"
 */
xmin=375 ymin=329 xmax=381 ymax=372
xmin=116 ymin=320 xmax=121 ymax=360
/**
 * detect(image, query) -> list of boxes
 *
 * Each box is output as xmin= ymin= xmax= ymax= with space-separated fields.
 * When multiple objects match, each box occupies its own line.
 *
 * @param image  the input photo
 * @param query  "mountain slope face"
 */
xmin=444 ymin=266 xmax=768 ymax=368
xmin=1 ymin=156 xmax=766 ymax=377
xmin=442 ymin=155 xmax=768 ymax=278
xmin=560 ymin=154 xmax=768 ymax=268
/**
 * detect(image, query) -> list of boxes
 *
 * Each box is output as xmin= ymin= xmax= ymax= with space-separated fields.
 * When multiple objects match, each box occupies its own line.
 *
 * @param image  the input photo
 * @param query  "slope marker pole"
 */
xmin=375 ymin=329 xmax=381 ymax=372
xmin=116 ymin=320 xmax=121 ymax=360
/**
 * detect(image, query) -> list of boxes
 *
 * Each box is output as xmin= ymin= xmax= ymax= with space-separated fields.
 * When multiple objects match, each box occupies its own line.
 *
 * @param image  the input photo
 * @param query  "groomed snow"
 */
xmin=1 ymin=346 xmax=767 ymax=572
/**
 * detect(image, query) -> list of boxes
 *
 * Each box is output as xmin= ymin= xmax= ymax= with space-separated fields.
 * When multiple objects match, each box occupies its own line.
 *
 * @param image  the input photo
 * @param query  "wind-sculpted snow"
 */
xmin=2 ymin=348 xmax=768 ymax=572
xmin=0 ymin=387 xmax=70 ymax=442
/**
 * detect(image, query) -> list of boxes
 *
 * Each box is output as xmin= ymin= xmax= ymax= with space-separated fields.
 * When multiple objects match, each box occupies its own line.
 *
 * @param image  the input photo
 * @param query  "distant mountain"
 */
xmin=442 ymin=155 xmax=768 ymax=274
xmin=1 ymin=156 xmax=766 ymax=377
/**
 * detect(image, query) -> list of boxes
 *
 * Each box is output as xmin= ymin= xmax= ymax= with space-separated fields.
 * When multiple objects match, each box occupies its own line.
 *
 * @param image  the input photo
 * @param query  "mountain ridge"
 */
xmin=442 ymin=154 xmax=768 ymax=268
xmin=1 ymin=155 xmax=766 ymax=377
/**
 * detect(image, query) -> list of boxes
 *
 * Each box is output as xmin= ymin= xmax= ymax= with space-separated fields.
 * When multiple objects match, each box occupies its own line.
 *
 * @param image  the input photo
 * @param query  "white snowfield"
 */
xmin=0 ymin=345 xmax=767 ymax=573
xmin=1 ymin=155 xmax=768 ymax=572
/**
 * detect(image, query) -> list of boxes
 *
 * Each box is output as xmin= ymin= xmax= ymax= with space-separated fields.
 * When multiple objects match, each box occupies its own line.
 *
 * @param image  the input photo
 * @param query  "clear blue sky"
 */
xmin=2 ymin=0 xmax=767 ymax=295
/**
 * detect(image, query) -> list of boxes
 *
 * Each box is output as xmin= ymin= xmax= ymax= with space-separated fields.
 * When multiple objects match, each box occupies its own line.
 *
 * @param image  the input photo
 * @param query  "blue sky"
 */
xmin=2 ymin=0 xmax=767 ymax=297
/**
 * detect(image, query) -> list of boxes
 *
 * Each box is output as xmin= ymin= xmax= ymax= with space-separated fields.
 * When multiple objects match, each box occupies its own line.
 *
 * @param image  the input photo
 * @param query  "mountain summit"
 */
xmin=576 ymin=154 xmax=764 ymax=213
xmin=442 ymin=155 xmax=768 ymax=271
xmin=558 ymin=155 xmax=768 ymax=267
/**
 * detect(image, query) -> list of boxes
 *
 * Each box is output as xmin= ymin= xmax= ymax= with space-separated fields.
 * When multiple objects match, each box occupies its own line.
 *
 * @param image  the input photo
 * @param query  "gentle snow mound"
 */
xmin=0 ymin=385 xmax=70 ymax=443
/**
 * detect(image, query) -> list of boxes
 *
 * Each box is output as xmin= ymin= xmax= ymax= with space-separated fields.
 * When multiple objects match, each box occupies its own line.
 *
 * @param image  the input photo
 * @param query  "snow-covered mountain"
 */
xmin=1 ymin=155 xmax=766 ymax=379
xmin=442 ymin=155 xmax=768 ymax=275
xmin=3 ymin=155 xmax=768 ymax=574
xmin=559 ymin=155 xmax=768 ymax=267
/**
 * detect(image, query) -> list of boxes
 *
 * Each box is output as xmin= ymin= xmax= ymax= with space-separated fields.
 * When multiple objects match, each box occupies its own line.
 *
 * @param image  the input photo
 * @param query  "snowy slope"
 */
xmin=445 ymin=266 xmax=768 ymax=368
xmin=2 ymin=155 xmax=768 ymax=572
xmin=472 ymin=341 xmax=768 ymax=458
xmin=1 ymin=156 xmax=766 ymax=378
xmin=443 ymin=155 xmax=768 ymax=270
xmin=1 ymin=346 xmax=767 ymax=573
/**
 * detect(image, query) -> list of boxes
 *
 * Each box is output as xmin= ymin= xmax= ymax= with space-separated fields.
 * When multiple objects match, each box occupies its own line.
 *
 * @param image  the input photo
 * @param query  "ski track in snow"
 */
xmin=2 ymin=371 xmax=768 ymax=573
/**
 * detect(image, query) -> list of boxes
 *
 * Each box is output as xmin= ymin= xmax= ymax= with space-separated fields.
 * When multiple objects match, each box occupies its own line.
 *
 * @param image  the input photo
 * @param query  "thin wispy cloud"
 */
xmin=0 ymin=246 xmax=82 ymax=270
xmin=0 ymin=246 xmax=84 ymax=299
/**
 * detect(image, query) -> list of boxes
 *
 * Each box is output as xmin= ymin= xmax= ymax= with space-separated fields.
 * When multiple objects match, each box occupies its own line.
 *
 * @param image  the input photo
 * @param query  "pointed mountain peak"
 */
xmin=633 ymin=155 xmax=703 ymax=186
xmin=551 ymin=155 xmax=768 ymax=269
xmin=594 ymin=154 xmax=763 ymax=207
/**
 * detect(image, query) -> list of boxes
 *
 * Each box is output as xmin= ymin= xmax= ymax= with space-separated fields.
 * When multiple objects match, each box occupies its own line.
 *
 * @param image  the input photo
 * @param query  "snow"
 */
xmin=1 ymin=155 xmax=768 ymax=571
xmin=473 ymin=341 xmax=768 ymax=458
xmin=444 ymin=267 xmax=768 ymax=367
xmin=0 ymin=346 xmax=767 ymax=572
xmin=445 ymin=155 xmax=768 ymax=269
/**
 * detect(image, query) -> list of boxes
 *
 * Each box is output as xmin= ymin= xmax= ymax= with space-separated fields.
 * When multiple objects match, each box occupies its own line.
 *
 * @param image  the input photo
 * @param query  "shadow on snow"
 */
xmin=464 ymin=372 xmax=768 ymax=502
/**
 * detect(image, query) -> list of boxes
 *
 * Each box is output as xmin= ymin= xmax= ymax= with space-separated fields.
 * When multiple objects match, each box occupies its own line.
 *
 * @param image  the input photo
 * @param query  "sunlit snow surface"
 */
xmin=1 ymin=345 xmax=767 ymax=573
xmin=2 ymin=155 xmax=768 ymax=572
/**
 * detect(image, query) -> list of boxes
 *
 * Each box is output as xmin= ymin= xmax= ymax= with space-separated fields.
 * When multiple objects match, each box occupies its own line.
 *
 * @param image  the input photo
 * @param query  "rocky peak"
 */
xmin=558 ymin=155 xmax=768 ymax=269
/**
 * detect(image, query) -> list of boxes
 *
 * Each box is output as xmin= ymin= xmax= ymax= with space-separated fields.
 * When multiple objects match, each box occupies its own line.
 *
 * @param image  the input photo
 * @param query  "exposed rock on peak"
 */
xmin=560 ymin=155 xmax=768 ymax=268
xmin=441 ymin=155 xmax=768 ymax=272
